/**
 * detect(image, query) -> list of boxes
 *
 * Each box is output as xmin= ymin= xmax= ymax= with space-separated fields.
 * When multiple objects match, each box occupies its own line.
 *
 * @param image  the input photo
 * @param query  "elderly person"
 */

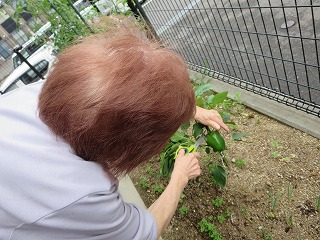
xmin=0 ymin=26 xmax=228 ymax=239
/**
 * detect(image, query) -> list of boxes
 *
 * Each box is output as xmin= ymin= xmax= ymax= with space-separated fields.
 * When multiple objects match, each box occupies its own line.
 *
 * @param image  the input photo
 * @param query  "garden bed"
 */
xmin=129 ymin=98 xmax=319 ymax=239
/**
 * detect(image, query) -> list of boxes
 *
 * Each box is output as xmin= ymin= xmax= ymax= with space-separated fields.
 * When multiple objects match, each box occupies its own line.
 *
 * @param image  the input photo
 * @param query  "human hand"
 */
xmin=194 ymin=106 xmax=229 ymax=132
xmin=148 ymin=149 xmax=201 ymax=238
xmin=171 ymin=149 xmax=201 ymax=188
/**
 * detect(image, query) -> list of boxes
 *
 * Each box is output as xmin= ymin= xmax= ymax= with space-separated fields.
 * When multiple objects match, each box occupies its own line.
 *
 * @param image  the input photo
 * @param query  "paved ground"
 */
xmin=143 ymin=0 xmax=320 ymax=106
xmin=119 ymin=175 xmax=147 ymax=209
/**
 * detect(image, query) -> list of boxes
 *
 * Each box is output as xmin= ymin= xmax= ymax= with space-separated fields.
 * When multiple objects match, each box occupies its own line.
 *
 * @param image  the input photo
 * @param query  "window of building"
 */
xmin=27 ymin=17 xmax=43 ymax=32
xmin=0 ymin=39 xmax=11 ymax=59
xmin=20 ymin=11 xmax=32 ymax=22
xmin=0 ymin=8 xmax=9 ymax=24
xmin=1 ymin=17 xmax=17 ymax=34
xmin=11 ymin=29 xmax=28 ymax=45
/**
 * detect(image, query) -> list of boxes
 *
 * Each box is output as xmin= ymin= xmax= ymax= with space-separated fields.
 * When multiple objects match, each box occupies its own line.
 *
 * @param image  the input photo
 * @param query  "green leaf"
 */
xmin=205 ymin=147 xmax=210 ymax=154
xmin=225 ymin=121 xmax=237 ymax=126
xmin=181 ymin=121 xmax=190 ymax=132
xmin=207 ymin=94 xmax=214 ymax=104
xmin=12 ymin=12 xmax=21 ymax=19
xmin=193 ymin=122 xmax=204 ymax=138
xmin=16 ymin=6 xmax=24 ymax=14
xmin=196 ymin=97 xmax=204 ymax=108
xmin=159 ymin=153 xmax=165 ymax=175
xmin=17 ymin=1 xmax=23 ymax=9
xmin=43 ymin=0 xmax=51 ymax=9
xmin=232 ymin=132 xmax=251 ymax=141
xmin=219 ymin=110 xmax=231 ymax=122
xmin=210 ymin=91 xmax=228 ymax=107
xmin=159 ymin=142 xmax=181 ymax=177
xmin=211 ymin=165 xmax=227 ymax=188
xmin=170 ymin=131 xmax=186 ymax=142
xmin=167 ymin=143 xmax=180 ymax=156
xmin=195 ymin=83 xmax=212 ymax=97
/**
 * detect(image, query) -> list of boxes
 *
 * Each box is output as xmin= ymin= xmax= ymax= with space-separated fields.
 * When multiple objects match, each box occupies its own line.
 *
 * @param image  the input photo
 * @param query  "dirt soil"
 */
xmin=129 ymin=104 xmax=320 ymax=240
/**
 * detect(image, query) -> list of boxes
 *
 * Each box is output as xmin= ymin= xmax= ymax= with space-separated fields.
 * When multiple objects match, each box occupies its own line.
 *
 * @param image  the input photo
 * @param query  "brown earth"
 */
xmin=129 ymin=104 xmax=320 ymax=240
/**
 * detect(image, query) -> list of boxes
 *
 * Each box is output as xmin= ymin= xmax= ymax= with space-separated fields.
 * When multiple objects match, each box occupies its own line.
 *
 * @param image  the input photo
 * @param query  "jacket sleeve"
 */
xmin=10 ymin=191 xmax=158 ymax=240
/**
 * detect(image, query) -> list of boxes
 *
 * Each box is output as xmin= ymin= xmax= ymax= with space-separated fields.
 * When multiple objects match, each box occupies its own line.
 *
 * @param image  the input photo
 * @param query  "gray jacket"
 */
xmin=0 ymin=81 xmax=157 ymax=240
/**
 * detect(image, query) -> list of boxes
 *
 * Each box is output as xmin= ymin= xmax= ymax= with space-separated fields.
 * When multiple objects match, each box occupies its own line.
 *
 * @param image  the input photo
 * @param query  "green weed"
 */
xmin=199 ymin=219 xmax=222 ymax=240
xmin=217 ymin=210 xmax=231 ymax=224
xmin=235 ymin=159 xmax=245 ymax=168
xmin=179 ymin=205 xmax=189 ymax=216
xmin=271 ymin=140 xmax=283 ymax=159
xmin=221 ymin=98 xmax=234 ymax=110
xmin=285 ymin=213 xmax=294 ymax=227
xmin=139 ymin=177 xmax=149 ymax=189
xmin=229 ymin=123 xmax=238 ymax=130
xmin=145 ymin=167 xmax=154 ymax=174
xmin=212 ymin=197 xmax=224 ymax=208
xmin=233 ymin=93 xmax=243 ymax=104
xmin=179 ymin=193 xmax=186 ymax=204
xmin=240 ymin=206 xmax=250 ymax=220
xmin=281 ymin=156 xmax=290 ymax=162
xmin=255 ymin=118 xmax=261 ymax=125
xmin=272 ymin=151 xmax=281 ymax=158
xmin=225 ymin=209 xmax=231 ymax=217
xmin=260 ymin=227 xmax=272 ymax=240
xmin=152 ymin=184 xmax=164 ymax=195
xmin=217 ymin=215 xmax=225 ymax=224
xmin=271 ymin=139 xmax=283 ymax=149
xmin=268 ymin=188 xmax=284 ymax=212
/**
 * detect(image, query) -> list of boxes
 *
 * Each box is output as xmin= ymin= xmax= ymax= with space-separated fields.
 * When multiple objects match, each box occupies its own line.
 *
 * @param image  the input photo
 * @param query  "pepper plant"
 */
xmin=159 ymin=82 xmax=233 ymax=188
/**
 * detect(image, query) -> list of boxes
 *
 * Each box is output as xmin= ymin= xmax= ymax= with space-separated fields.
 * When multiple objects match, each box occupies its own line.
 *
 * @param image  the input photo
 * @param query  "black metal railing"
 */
xmin=141 ymin=0 xmax=320 ymax=117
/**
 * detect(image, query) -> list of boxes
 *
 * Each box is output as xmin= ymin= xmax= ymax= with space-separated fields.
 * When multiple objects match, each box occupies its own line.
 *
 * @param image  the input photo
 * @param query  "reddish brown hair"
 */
xmin=38 ymin=27 xmax=195 ymax=176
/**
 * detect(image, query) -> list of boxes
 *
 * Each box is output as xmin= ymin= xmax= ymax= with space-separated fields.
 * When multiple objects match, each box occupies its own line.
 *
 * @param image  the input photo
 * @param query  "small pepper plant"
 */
xmin=159 ymin=82 xmax=234 ymax=188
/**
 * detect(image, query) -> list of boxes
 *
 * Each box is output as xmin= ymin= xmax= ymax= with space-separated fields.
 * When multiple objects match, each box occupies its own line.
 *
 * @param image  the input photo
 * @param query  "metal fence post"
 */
xmin=13 ymin=46 xmax=44 ymax=80
xmin=49 ymin=1 xmax=79 ymax=35
xmin=67 ymin=0 xmax=94 ymax=33
xmin=131 ymin=0 xmax=160 ymax=41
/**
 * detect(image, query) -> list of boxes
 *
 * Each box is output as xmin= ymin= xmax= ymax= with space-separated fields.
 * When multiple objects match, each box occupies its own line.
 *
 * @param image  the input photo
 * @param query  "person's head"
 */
xmin=38 ymin=26 xmax=195 ymax=176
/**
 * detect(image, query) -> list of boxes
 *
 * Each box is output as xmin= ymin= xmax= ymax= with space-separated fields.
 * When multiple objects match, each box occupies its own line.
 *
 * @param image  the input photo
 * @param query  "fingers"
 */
xmin=184 ymin=151 xmax=200 ymax=159
xmin=180 ymin=152 xmax=200 ymax=168
xmin=173 ymin=151 xmax=201 ymax=182
xmin=220 ymin=122 xmax=230 ymax=132
xmin=194 ymin=107 xmax=229 ymax=132
xmin=209 ymin=110 xmax=230 ymax=132
xmin=210 ymin=121 xmax=221 ymax=131
xmin=188 ymin=156 xmax=201 ymax=179
xmin=189 ymin=169 xmax=201 ymax=179
xmin=177 ymin=149 xmax=199 ymax=159
xmin=175 ymin=151 xmax=199 ymax=164
xmin=209 ymin=119 xmax=229 ymax=132
xmin=177 ymin=149 xmax=185 ymax=158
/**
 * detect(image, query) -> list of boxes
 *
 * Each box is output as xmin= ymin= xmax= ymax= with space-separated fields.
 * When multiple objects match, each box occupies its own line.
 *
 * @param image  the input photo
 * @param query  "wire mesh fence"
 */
xmin=141 ymin=0 xmax=320 ymax=117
